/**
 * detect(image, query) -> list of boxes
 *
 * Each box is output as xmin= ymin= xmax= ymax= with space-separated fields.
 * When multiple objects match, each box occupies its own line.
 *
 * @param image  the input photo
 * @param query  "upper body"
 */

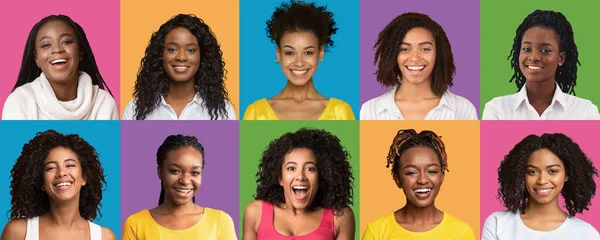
xmin=482 ymin=210 xmax=600 ymax=240
xmin=243 ymin=200 xmax=355 ymax=240
xmin=362 ymin=211 xmax=475 ymax=240
xmin=122 ymin=208 xmax=237 ymax=240
xmin=122 ymin=94 xmax=236 ymax=120
xmin=243 ymin=98 xmax=355 ymax=120
xmin=2 ymin=72 xmax=118 ymax=120
xmin=1 ymin=217 xmax=116 ymax=240
xmin=360 ymin=85 xmax=478 ymax=120
xmin=482 ymin=83 xmax=600 ymax=120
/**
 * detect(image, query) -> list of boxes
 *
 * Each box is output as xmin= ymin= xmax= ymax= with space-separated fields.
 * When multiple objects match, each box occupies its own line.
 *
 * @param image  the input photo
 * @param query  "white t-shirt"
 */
xmin=122 ymin=94 xmax=236 ymax=120
xmin=360 ymin=85 xmax=478 ymax=120
xmin=482 ymin=211 xmax=600 ymax=240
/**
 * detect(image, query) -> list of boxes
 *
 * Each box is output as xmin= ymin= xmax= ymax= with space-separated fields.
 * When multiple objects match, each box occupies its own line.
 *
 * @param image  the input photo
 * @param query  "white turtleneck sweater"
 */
xmin=2 ymin=71 xmax=118 ymax=120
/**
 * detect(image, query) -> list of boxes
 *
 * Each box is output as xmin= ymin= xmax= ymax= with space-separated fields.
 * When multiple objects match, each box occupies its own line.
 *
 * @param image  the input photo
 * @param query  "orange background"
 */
xmin=360 ymin=121 xmax=481 ymax=239
xmin=120 ymin=0 xmax=240 ymax=118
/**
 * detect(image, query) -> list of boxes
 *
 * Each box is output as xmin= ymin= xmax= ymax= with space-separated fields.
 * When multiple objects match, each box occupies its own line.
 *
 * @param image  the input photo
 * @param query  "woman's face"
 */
xmin=397 ymin=27 xmax=436 ymax=86
xmin=42 ymin=147 xmax=86 ymax=202
xmin=395 ymin=146 xmax=444 ymax=208
xmin=519 ymin=26 xmax=566 ymax=84
xmin=276 ymin=31 xmax=324 ymax=86
xmin=35 ymin=20 xmax=81 ymax=84
xmin=279 ymin=148 xmax=319 ymax=210
xmin=159 ymin=147 xmax=203 ymax=206
xmin=163 ymin=27 xmax=201 ymax=83
xmin=525 ymin=149 xmax=567 ymax=206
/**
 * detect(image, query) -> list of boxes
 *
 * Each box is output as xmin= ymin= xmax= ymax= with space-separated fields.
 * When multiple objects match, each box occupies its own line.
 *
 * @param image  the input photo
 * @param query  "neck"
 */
xmin=46 ymin=198 xmax=84 ymax=227
xmin=159 ymin=199 xmax=197 ymax=216
xmin=525 ymin=80 xmax=556 ymax=104
xmin=49 ymin=75 xmax=79 ymax=102
xmin=277 ymin=79 xmax=322 ymax=102
xmin=280 ymin=202 xmax=314 ymax=216
xmin=398 ymin=201 xmax=440 ymax=224
xmin=165 ymin=80 xmax=196 ymax=103
xmin=396 ymin=80 xmax=437 ymax=100
xmin=524 ymin=198 xmax=565 ymax=218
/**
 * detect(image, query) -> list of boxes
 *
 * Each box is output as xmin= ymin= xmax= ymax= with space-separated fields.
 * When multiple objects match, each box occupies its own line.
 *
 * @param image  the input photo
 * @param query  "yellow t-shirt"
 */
xmin=242 ymin=98 xmax=355 ymax=120
xmin=362 ymin=212 xmax=475 ymax=240
xmin=122 ymin=208 xmax=237 ymax=240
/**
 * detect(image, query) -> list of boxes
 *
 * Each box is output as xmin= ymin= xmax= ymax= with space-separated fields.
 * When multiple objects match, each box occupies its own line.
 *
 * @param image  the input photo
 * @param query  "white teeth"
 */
xmin=51 ymin=59 xmax=67 ymax=64
xmin=527 ymin=66 xmax=542 ymax=70
xmin=174 ymin=66 xmax=189 ymax=69
xmin=55 ymin=182 xmax=72 ymax=187
xmin=414 ymin=188 xmax=432 ymax=193
xmin=292 ymin=70 xmax=307 ymax=75
xmin=175 ymin=188 xmax=192 ymax=193
xmin=292 ymin=186 xmax=308 ymax=190
xmin=538 ymin=188 xmax=552 ymax=193
xmin=407 ymin=66 xmax=425 ymax=71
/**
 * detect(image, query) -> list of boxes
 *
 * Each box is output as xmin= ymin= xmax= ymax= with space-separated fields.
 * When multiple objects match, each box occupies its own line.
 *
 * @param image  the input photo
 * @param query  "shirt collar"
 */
xmin=160 ymin=93 xmax=202 ymax=106
xmin=375 ymin=85 xmax=455 ymax=114
xmin=515 ymin=82 xmax=565 ymax=111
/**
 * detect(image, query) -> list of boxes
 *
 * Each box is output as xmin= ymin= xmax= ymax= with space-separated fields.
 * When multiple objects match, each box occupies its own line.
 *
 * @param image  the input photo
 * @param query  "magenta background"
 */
xmin=0 ymin=0 xmax=121 ymax=114
xmin=480 ymin=121 xmax=600 ymax=232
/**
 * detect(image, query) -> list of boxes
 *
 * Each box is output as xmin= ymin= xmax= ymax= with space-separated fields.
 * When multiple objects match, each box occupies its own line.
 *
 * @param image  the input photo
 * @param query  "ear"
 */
xmin=319 ymin=46 xmax=324 ymax=62
xmin=558 ymin=52 xmax=566 ymax=66
xmin=35 ymin=54 xmax=40 ymax=68
xmin=82 ymin=175 xmax=87 ymax=187
xmin=394 ymin=176 xmax=402 ymax=189
xmin=565 ymin=174 xmax=568 ymax=182
xmin=157 ymin=166 xmax=163 ymax=180
xmin=276 ymin=46 xmax=281 ymax=63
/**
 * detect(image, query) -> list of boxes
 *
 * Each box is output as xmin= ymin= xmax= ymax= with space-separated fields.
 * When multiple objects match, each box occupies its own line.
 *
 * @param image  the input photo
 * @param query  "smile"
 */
xmin=292 ymin=185 xmax=309 ymax=200
xmin=534 ymin=187 xmax=554 ymax=196
xmin=174 ymin=188 xmax=193 ymax=194
xmin=291 ymin=69 xmax=308 ymax=76
xmin=51 ymin=59 xmax=68 ymax=65
xmin=406 ymin=65 xmax=426 ymax=71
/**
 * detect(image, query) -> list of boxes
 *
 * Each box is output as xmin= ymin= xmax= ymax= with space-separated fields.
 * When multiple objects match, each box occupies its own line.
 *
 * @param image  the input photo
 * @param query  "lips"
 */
xmin=534 ymin=187 xmax=554 ymax=196
xmin=171 ymin=65 xmax=191 ymax=73
xmin=49 ymin=58 xmax=69 ymax=70
xmin=413 ymin=187 xmax=433 ymax=199
xmin=405 ymin=65 xmax=426 ymax=76
xmin=53 ymin=181 xmax=73 ymax=190
xmin=174 ymin=187 xmax=193 ymax=196
xmin=291 ymin=185 xmax=309 ymax=200
xmin=290 ymin=69 xmax=309 ymax=77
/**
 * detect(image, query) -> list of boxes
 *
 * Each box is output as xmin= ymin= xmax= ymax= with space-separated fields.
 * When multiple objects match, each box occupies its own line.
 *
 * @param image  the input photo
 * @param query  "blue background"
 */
xmin=240 ymin=0 xmax=360 ymax=118
xmin=0 ymin=121 xmax=121 ymax=236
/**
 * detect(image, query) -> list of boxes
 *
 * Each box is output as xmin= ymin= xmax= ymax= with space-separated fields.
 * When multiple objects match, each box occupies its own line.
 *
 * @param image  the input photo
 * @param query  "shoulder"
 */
xmin=365 ymin=212 xmax=395 ymax=230
xmin=243 ymin=99 xmax=269 ymax=120
xmin=247 ymin=98 xmax=268 ymax=109
xmin=5 ymin=84 xmax=34 ymax=106
xmin=244 ymin=200 xmax=263 ymax=219
xmin=445 ymin=91 xmax=478 ymax=119
xmin=333 ymin=207 xmax=355 ymax=228
xmin=124 ymin=209 xmax=151 ymax=225
xmin=101 ymin=226 xmax=116 ymax=240
xmin=483 ymin=210 xmax=515 ymax=228
xmin=442 ymin=212 xmax=474 ymax=232
xmin=484 ymin=93 xmax=518 ymax=107
xmin=206 ymin=208 xmax=234 ymax=222
xmin=565 ymin=217 xmax=600 ymax=236
xmin=328 ymin=98 xmax=355 ymax=120
xmin=360 ymin=93 xmax=389 ymax=119
xmin=1 ymin=219 xmax=27 ymax=240
xmin=122 ymin=98 xmax=138 ymax=120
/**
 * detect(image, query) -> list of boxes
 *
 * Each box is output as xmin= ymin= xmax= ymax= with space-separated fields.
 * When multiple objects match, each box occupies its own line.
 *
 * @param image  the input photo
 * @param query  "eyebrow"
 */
xmin=165 ymin=42 xmax=199 ymax=47
xmin=39 ymin=33 xmax=74 ymax=42
xmin=521 ymin=41 xmax=555 ymax=47
xmin=169 ymin=163 xmax=202 ymax=169
xmin=401 ymin=42 xmax=434 ymax=46
xmin=282 ymin=45 xmax=316 ymax=50
xmin=44 ymin=159 xmax=77 ymax=166
xmin=285 ymin=161 xmax=317 ymax=165
xmin=527 ymin=164 xmax=562 ymax=169
xmin=403 ymin=163 xmax=440 ymax=169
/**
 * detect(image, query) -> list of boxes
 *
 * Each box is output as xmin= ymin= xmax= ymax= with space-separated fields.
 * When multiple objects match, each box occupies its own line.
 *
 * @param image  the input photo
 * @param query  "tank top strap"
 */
xmin=89 ymin=221 xmax=102 ymax=240
xmin=258 ymin=201 xmax=275 ymax=231
xmin=318 ymin=208 xmax=335 ymax=233
xmin=25 ymin=217 xmax=39 ymax=240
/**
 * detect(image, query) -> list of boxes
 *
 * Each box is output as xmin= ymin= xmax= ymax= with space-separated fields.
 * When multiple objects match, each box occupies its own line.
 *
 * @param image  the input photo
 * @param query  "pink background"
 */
xmin=0 ymin=0 xmax=120 ymax=115
xmin=480 ymin=121 xmax=600 ymax=232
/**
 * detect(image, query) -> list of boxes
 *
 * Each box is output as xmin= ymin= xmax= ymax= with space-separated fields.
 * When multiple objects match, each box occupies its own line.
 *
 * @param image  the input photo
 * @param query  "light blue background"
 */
xmin=0 ymin=121 xmax=121 ymax=236
xmin=240 ymin=0 xmax=360 ymax=118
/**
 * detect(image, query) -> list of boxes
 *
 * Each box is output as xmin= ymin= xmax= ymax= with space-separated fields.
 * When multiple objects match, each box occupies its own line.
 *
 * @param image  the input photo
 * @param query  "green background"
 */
xmin=239 ymin=120 xmax=360 ymax=238
xmin=480 ymin=0 xmax=600 ymax=117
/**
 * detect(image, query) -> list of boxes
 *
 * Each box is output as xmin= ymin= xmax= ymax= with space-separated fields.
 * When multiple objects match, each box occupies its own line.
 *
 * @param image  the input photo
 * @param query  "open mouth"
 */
xmin=174 ymin=188 xmax=193 ymax=195
xmin=525 ymin=65 xmax=543 ymax=70
xmin=50 ymin=59 xmax=69 ymax=70
xmin=413 ymin=187 xmax=432 ymax=199
xmin=172 ymin=65 xmax=191 ymax=73
xmin=292 ymin=186 xmax=309 ymax=200
xmin=406 ymin=65 xmax=426 ymax=71
xmin=291 ymin=69 xmax=309 ymax=77
xmin=534 ymin=187 xmax=554 ymax=196
xmin=53 ymin=181 xmax=73 ymax=190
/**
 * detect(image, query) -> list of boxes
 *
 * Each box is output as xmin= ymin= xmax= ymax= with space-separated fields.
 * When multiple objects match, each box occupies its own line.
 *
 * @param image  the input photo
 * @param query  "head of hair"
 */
xmin=374 ymin=12 xmax=455 ymax=96
xmin=13 ymin=14 xmax=112 ymax=96
xmin=255 ymin=128 xmax=353 ymax=211
xmin=266 ymin=0 xmax=338 ymax=51
xmin=497 ymin=133 xmax=597 ymax=217
xmin=9 ymin=130 xmax=106 ymax=221
xmin=508 ymin=10 xmax=579 ymax=94
xmin=386 ymin=129 xmax=449 ymax=182
xmin=133 ymin=14 xmax=229 ymax=120
xmin=156 ymin=134 xmax=205 ymax=205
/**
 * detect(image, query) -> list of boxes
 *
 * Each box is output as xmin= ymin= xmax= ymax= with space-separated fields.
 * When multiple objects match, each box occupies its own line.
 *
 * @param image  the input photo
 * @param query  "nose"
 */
xmin=536 ymin=172 xmax=549 ymax=184
xmin=527 ymin=50 xmax=541 ymax=61
xmin=175 ymin=49 xmax=188 ymax=62
xmin=295 ymin=170 xmax=307 ymax=181
xmin=293 ymin=54 xmax=305 ymax=67
xmin=178 ymin=174 xmax=191 ymax=184
xmin=51 ymin=43 xmax=65 ymax=54
xmin=55 ymin=166 xmax=68 ymax=178
xmin=416 ymin=172 xmax=429 ymax=185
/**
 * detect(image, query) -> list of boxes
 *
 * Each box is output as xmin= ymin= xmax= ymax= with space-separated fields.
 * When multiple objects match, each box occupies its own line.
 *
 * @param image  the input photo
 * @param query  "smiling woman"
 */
xmin=0 ymin=130 xmax=115 ymax=240
xmin=2 ymin=15 xmax=118 ymax=120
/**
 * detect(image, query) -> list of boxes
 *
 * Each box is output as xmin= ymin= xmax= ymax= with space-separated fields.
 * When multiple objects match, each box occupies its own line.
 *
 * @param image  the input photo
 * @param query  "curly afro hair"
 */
xmin=9 ymin=129 xmax=106 ymax=221
xmin=133 ymin=14 xmax=230 ymax=120
xmin=497 ymin=133 xmax=598 ymax=217
xmin=266 ymin=0 xmax=338 ymax=51
xmin=374 ymin=12 xmax=455 ymax=96
xmin=386 ymin=129 xmax=448 ymax=182
xmin=255 ymin=128 xmax=353 ymax=211
xmin=508 ymin=10 xmax=580 ymax=95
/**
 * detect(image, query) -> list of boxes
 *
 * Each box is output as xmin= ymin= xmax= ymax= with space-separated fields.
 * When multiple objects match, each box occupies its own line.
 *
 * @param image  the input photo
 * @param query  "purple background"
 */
xmin=120 ymin=121 xmax=240 ymax=236
xmin=359 ymin=0 xmax=481 ymax=114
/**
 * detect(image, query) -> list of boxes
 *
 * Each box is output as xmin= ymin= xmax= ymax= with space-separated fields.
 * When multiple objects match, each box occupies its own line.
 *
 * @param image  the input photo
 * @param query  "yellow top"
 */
xmin=362 ymin=212 xmax=476 ymax=240
xmin=122 ymin=208 xmax=237 ymax=240
xmin=243 ymin=98 xmax=355 ymax=120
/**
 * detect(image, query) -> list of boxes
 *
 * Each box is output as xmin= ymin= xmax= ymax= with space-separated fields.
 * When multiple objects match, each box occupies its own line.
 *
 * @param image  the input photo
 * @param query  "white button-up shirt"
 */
xmin=360 ymin=85 xmax=478 ymax=120
xmin=122 ymin=94 xmax=236 ymax=120
xmin=482 ymin=83 xmax=600 ymax=120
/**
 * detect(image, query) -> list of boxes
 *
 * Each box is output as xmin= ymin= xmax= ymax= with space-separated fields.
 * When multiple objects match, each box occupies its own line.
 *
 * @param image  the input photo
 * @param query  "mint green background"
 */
xmin=480 ymin=1 xmax=600 ymax=116
xmin=239 ymin=121 xmax=360 ymax=238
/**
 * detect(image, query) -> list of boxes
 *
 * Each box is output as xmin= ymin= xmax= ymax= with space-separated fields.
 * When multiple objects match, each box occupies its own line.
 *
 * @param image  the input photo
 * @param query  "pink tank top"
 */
xmin=257 ymin=201 xmax=335 ymax=240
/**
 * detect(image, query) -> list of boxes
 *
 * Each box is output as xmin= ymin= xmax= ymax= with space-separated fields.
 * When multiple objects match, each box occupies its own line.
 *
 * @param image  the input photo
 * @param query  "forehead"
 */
xmin=527 ymin=149 xmax=564 ymax=167
xmin=283 ymin=148 xmax=316 ymax=164
xmin=37 ymin=20 xmax=75 ymax=39
xmin=164 ymin=27 xmax=198 ymax=44
xmin=164 ymin=147 xmax=203 ymax=165
xmin=279 ymin=31 xmax=319 ymax=46
xmin=399 ymin=146 xmax=440 ymax=167
xmin=521 ymin=26 xmax=560 ymax=44
xmin=45 ymin=146 xmax=79 ymax=163
xmin=402 ymin=27 xmax=435 ymax=44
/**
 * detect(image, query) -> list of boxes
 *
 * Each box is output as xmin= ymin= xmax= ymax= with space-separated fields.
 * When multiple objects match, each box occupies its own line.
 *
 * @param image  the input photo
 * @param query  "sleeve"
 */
xmin=463 ymin=99 xmax=479 ymax=120
xmin=584 ymin=101 xmax=600 ymax=120
xmin=242 ymin=103 xmax=256 ymax=120
xmin=2 ymin=92 xmax=29 ymax=120
xmin=122 ymin=99 xmax=137 ymax=120
xmin=94 ymin=92 xmax=119 ymax=120
xmin=481 ymin=213 xmax=499 ymax=240
xmin=336 ymin=101 xmax=355 ymax=120
xmin=121 ymin=215 xmax=138 ymax=240
xmin=225 ymin=100 xmax=237 ymax=120
xmin=217 ymin=211 xmax=238 ymax=240
xmin=460 ymin=223 xmax=477 ymax=240
xmin=481 ymin=100 xmax=500 ymax=120
xmin=361 ymin=224 xmax=376 ymax=240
